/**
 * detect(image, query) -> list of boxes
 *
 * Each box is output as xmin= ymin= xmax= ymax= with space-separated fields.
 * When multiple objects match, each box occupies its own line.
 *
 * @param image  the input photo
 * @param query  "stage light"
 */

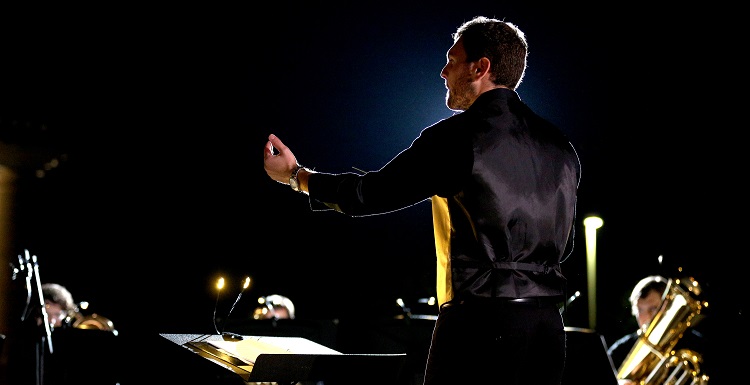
xmin=583 ymin=216 xmax=603 ymax=329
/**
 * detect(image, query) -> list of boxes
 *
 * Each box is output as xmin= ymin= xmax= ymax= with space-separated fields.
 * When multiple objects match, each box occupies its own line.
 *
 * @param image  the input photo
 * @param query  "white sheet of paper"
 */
xmin=207 ymin=336 xmax=341 ymax=364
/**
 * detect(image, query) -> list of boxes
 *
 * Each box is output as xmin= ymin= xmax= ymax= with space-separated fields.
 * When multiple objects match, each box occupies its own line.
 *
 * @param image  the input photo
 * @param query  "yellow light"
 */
xmin=216 ymin=277 xmax=225 ymax=290
xmin=583 ymin=215 xmax=603 ymax=329
xmin=583 ymin=216 xmax=603 ymax=229
xmin=242 ymin=277 xmax=251 ymax=289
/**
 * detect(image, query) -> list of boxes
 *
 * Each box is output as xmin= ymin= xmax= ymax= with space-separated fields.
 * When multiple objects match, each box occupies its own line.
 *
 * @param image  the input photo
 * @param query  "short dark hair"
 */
xmin=453 ymin=16 xmax=528 ymax=90
xmin=628 ymin=275 xmax=668 ymax=316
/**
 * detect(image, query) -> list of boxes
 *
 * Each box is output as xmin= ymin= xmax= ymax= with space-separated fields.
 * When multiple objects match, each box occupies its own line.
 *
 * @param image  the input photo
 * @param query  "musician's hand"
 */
xmin=263 ymin=134 xmax=299 ymax=185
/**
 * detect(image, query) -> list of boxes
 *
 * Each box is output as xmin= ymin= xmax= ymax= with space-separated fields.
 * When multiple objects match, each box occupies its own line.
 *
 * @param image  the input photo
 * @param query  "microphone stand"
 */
xmin=30 ymin=251 xmax=54 ymax=354
xmin=25 ymin=250 xmax=53 ymax=385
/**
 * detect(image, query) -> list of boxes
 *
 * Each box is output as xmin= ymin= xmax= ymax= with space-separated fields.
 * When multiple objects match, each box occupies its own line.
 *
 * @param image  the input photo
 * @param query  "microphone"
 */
xmin=559 ymin=290 xmax=581 ymax=315
xmin=222 ymin=277 xmax=251 ymax=335
xmin=566 ymin=290 xmax=581 ymax=307
xmin=16 ymin=252 xmax=34 ymax=321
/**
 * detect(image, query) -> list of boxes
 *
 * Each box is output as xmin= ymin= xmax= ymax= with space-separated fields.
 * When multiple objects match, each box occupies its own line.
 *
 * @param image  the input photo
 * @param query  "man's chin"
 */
xmin=445 ymin=96 xmax=459 ymax=111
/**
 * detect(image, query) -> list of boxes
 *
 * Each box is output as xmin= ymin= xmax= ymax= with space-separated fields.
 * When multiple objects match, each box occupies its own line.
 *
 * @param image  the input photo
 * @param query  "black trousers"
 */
xmin=422 ymin=298 xmax=566 ymax=385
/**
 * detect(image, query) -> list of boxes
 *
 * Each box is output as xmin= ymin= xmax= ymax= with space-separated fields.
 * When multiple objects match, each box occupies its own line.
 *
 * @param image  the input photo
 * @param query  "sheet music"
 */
xmin=207 ymin=336 xmax=341 ymax=364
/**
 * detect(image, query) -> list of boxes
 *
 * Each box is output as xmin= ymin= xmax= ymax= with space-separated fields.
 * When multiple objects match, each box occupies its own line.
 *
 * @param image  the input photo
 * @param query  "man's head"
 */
xmin=40 ymin=283 xmax=77 ymax=328
xmin=252 ymin=294 xmax=296 ymax=320
xmin=441 ymin=16 xmax=528 ymax=111
xmin=629 ymin=276 xmax=668 ymax=329
xmin=453 ymin=16 xmax=528 ymax=90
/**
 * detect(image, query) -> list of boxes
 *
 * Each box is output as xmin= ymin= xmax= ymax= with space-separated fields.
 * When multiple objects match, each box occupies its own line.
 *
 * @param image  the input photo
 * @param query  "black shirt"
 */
xmin=308 ymin=88 xmax=581 ymax=305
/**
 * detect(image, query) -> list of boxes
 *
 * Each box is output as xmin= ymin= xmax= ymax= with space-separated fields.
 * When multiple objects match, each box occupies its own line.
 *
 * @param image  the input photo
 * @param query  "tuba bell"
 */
xmin=73 ymin=313 xmax=117 ymax=333
xmin=616 ymin=277 xmax=708 ymax=385
xmin=65 ymin=301 xmax=118 ymax=335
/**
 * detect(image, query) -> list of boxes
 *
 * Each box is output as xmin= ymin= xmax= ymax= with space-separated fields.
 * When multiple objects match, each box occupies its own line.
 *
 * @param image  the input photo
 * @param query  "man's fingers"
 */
xmin=268 ymin=134 xmax=288 ymax=154
xmin=263 ymin=140 xmax=275 ymax=159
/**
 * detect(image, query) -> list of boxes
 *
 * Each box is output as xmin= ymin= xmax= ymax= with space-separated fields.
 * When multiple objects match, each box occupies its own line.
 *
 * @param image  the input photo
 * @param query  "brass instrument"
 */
xmin=616 ymin=277 xmax=709 ymax=385
xmin=63 ymin=300 xmax=118 ymax=334
xmin=73 ymin=313 xmax=117 ymax=333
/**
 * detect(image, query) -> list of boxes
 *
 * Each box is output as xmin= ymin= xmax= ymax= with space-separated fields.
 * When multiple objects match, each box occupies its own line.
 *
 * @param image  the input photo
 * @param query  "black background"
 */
xmin=1 ymin=3 xmax=745 ymax=384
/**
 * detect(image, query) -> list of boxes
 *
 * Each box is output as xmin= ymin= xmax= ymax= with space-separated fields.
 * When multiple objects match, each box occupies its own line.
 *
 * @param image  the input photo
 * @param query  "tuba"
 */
xmin=616 ymin=277 xmax=709 ymax=385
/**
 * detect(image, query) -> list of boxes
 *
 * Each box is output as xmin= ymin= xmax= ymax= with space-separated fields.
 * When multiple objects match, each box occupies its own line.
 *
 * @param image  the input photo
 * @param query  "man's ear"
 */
xmin=475 ymin=57 xmax=491 ymax=78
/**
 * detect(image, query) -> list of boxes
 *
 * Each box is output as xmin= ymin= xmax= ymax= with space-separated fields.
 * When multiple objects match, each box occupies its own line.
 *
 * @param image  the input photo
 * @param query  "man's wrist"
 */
xmin=289 ymin=164 xmax=304 ymax=192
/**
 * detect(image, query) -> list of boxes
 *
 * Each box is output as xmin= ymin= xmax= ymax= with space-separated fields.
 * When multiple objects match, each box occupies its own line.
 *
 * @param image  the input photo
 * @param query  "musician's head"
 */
xmin=39 ymin=283 xmax=77 ymax=328
xmin=629 ymin=275 xmax=668 ymax=329
xmin=252 ymin=294 xmax=296 ymax=320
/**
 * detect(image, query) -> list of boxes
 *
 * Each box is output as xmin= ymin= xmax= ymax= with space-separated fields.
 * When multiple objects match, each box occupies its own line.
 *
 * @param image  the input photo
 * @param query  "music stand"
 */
xmin=159 ymin=333 xmax=406 ymax=385
xmin=562 ymin=327 xmax=618 ymax=385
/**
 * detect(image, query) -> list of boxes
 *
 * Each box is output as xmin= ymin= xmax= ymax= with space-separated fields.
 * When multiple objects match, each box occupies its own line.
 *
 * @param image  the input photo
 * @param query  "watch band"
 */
xmin=289 ymin=164 xmax=304 ymax=192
